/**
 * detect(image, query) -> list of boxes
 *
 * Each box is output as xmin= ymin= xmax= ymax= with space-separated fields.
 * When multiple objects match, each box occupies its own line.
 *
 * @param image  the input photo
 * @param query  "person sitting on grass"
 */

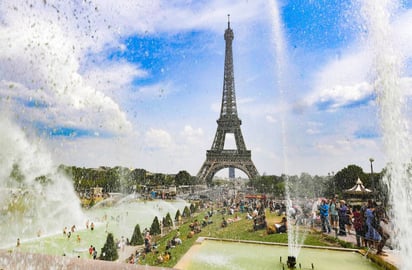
xmin=275 ymin=217 xmax=287 ymax=233
xmin=246 ymin=212 xmax=253 ymax=220
xmin=163 ymin=251 xmax=171 ymax=262
xmin=172 ymin=236 xmax=182 ymax=245
xmin=187 ymin=230 xmax=195 ymax=238
xmin=227 ymin=214 xmax=241 ymax=223
xmin=166 ymin=240 xmax=175 ymax=250
xmin=253 ymin=214 xmax=267 ymax=231
xmin=156 ymin=251 xmax=164 ymax=264
xmin=221 ymin=217 xmax=228 ymax=228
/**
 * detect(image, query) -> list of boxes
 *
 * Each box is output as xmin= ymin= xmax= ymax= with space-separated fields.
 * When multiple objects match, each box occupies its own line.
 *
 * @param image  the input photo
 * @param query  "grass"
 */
xmin=136 ymin=207 xmax=335 ymax=268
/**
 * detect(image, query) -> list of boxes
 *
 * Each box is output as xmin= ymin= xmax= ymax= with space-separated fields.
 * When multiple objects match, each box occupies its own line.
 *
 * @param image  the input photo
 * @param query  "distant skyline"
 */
xmin=1 ymin=1 xmax=412 ymax=177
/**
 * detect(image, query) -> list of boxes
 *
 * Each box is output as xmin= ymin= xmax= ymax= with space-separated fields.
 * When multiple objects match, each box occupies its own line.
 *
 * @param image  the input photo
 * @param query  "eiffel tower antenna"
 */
xmin=197 ymin=16 xmax=259 ymax=184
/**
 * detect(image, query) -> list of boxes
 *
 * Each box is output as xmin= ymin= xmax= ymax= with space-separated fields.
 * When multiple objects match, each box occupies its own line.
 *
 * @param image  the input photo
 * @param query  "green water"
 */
xmin=14 ymin=199 xmax=188 ymax=258
xmin=183 ymin=240 xmax=383 ymax=270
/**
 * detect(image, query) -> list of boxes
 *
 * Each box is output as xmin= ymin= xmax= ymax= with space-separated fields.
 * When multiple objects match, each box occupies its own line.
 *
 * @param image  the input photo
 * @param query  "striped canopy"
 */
xmin=344 ymin=178 xmax=372 ymax=195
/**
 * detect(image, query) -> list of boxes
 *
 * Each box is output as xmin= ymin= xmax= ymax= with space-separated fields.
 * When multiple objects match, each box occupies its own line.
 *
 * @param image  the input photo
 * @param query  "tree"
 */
xmin=175 ymin=170 xmax=191 ymax=186
xmin=150 ymin=216 xmax=161 ymax=235
xmin=190 ymin=203 xmax=197 ymax=214
xmin=182 ymin=206 xmax=191 ymax=218
xmin=89 ymin=196 xmax=96 ymax=208
xmin=153 ymin=173 xmax=166 ymax=186
xmin=163 ymin=212 xmax=173 ymax=228
xmin=175 ymin=209 xmax=181 ymax=222
xmin=130 ymin=224 xmax=144 ymax=245
xmin=100 ymin=233 xmax=118 ymax=261
xmin=130 ymin=168 xmax=147 ymax=186
xmin=334 ymin=165 xmax=366 ymax=194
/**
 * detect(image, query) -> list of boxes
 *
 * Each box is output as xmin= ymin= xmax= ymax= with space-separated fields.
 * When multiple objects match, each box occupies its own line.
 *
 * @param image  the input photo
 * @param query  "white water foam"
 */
xmin=361 ymin=1 xmax=411 ymax=269
xmin=268 ymin=0 xmax=307 ymax=258
xmin=0 ymin=114 xmax=86 ymax=248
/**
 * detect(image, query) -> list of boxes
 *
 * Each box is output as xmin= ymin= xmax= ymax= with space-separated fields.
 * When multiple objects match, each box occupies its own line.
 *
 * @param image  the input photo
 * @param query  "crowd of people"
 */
xmin=317 ymin=197 xmax=391 ymax=255
xmin=214 ymin=193 xmax=392 ymax=257
xmin=14 ymin=190 xmax=393 ymax=265
xmin=125 ymin=228 xmax=183 ymax=265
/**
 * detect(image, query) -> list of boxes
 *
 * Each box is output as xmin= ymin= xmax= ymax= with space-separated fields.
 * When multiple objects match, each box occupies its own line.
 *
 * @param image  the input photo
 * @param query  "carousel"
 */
xmin=343 ymin=177 xmax=373 ymax=204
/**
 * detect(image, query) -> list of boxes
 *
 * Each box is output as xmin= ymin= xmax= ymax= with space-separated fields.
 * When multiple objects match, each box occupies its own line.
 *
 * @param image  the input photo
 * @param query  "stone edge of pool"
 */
xmin=174 ymin=237 xmax=398 ymax=270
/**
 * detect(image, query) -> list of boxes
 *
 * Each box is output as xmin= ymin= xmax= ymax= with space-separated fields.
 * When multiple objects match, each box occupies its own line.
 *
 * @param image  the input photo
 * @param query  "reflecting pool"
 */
xmin=11 ymin=199 xmax=188 ymax=259
xmin=176 ymin=239 xmax=384 ymax=270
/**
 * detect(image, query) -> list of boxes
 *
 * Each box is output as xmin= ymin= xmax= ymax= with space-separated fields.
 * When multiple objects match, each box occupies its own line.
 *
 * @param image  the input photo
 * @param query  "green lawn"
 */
xmin=138 ymin=207 xmax=337 ymax=268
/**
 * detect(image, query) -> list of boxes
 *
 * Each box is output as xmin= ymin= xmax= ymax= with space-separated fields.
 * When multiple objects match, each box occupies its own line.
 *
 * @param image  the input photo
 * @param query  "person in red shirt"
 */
xmin=352 ymin=205 xmax=364 ymax=247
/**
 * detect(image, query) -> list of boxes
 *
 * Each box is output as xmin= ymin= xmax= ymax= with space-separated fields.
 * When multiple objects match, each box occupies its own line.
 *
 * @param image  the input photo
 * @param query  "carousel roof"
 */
xmin=344 ymin=178 xmax=372 ymax=195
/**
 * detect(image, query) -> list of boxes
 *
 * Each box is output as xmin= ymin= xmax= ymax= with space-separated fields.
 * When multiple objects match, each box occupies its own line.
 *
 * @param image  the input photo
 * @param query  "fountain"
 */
xmin=0 ymin=0 xmax=409 ymax=269
xmin=269 ymin=0 xmax=407 ymax=268
xmin=286 ymin=255 xmax=297 ymax=268
xmin=175 ymin=239 xmax=381 ymax=270
xmin=268 ymin=0 xmax=311 ymax=264
xmin=0 ymin=114 xmax=86 ymax=248
xmin=361 ymin=1 xmax=411 ymax=269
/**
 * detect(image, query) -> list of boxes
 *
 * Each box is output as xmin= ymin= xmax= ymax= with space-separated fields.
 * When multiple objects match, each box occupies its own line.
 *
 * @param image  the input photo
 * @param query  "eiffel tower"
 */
xmin=197 ymin=15 xmax=259 ymax=184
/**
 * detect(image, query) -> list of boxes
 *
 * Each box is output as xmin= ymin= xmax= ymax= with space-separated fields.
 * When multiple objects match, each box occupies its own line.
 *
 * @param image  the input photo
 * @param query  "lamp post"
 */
xmin=369 ymin=158 xmax=374 ymax=199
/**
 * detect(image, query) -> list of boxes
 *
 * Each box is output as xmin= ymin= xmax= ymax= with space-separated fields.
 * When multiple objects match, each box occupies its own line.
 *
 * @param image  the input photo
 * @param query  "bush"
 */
xmin=175 ymin=209 xmax=181 ymax=221
xmin=150 ymin=216 xmax=161 ymax=235
xmin=164 ymin=212 xmax=173 ymax=227
xmin=89 ymin=197 xmax=95 ymax=208
xmin=183 ymin=206 xmax=191 ymax=218
xmin=100 ymin=233 xmax=118 ymax=261
xmin=190 ymin=203 xmax=196 ymax=214
xmin=130 ymin=224 xmax=144 ymax=245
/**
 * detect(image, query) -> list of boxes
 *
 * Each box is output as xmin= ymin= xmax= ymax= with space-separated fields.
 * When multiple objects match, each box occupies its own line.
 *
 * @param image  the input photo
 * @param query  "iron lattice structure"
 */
xmin=197 ymin=17 xmax=259 ymax=184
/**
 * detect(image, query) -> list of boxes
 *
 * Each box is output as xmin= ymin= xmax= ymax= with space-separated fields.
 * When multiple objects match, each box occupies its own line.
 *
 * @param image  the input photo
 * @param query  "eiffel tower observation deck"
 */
xmin=197 ymin=15 xmax=259 ymax=184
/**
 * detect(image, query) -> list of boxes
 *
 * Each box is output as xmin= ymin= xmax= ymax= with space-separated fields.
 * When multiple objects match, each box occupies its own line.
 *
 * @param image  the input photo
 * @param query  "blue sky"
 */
xmin=1 ymin=0 xmax=412 ymax=178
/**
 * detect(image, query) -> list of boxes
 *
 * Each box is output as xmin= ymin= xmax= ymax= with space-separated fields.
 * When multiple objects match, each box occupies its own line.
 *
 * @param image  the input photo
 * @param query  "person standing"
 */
xmin=353 ymin=205 xmax=364 ymax=247
xmin=319 ymin=199 xmax=331 ymax=233
xmin=346 ymin=204 xmax=354 ymax=235
xmin=329 ymin=198 xmax=339 ymax=232
xmin=375 ymin=204 xmax=390 ymax=255
xmin=338 ymin=200 xmax=348 ymax=236
xmin=92 ymin=247 xmax=97 ymax=259
xmin=364 ymin=200 xmax=381 ymax=248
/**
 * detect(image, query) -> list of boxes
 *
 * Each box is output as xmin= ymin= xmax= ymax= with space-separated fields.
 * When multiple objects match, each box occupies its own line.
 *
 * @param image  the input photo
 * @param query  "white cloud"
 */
xmin=309 ymin=82 xmax=374 ymax=110
xmin=306 ymin=6 xmax=412 ymax=111
xmin=305 ymin=49 xmax=373 ymax=109
xmin=178 ymin=125 xmax=205 ymax=149
xmin=0 ymin=4 xmax=132 ymax=135
xmin=71 ymin=0 xmax=270 ymax=40
xmin=181 ymin=125 xmax=203 ymax=137
xmin=144 ymin=128 xmax=173 ymax=149
xmin=2 ymin=0 xmax=410 ymax=178
xmin=83 ymin=60 xmax=147 ymax=93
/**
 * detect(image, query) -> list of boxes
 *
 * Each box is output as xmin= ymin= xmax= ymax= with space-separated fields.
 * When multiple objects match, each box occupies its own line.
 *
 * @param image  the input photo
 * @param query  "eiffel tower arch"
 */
xmin=197 ymin=16 xmax=259 ymax=184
